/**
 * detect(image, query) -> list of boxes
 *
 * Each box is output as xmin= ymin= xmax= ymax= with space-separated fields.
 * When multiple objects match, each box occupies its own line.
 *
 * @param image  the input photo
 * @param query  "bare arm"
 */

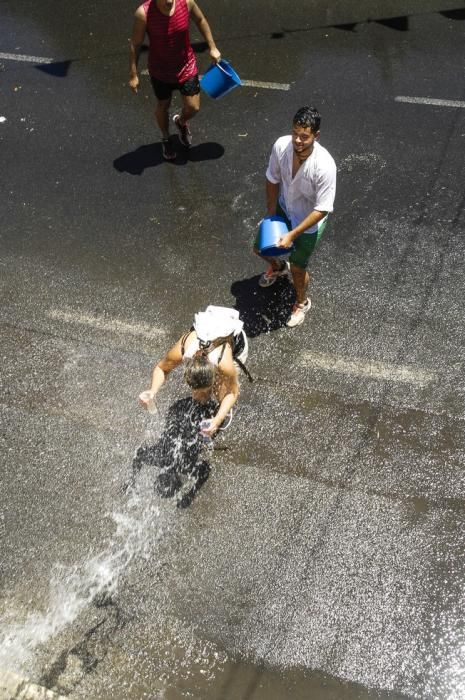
xmin=151 ymin=338 xmax=185 ymax=393
xmin=276 ymin=209 xmax=327 ymax=249
xmin=129 ymin=6 xmax=147 ymax=93
xmin=139 ymin=335 xmax=185 ymax=409
xmin=286 ymin=209 xmax=327 ymax=242
xmin=189 ymin=0 xmax=221 ymax=62
xmin=209 ymin=346 xmax=239 ymax=433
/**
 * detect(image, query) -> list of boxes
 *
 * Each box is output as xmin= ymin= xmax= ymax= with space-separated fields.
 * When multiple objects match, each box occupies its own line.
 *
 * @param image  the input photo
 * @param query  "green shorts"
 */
xmin=255 ymin=204 xmax=328 ymax=269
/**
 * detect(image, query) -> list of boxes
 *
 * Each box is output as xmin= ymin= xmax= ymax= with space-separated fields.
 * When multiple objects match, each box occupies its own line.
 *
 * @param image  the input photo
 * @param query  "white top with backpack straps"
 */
xmin=183 ymin=338 xmax=223 ymax=365
xmin=183 ymin=306 xmax=244 ymax=365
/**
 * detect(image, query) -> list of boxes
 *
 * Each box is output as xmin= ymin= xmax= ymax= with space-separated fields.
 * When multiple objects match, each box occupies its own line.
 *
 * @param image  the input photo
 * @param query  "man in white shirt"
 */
xmin=254 ymin=107 xmax=337 ymax=327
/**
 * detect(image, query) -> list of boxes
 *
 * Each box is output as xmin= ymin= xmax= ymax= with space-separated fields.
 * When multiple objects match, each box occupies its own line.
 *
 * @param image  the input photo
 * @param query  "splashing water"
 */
xmin=0 ymin=396 xmax=214 ymax=675
xmin=0 ymin=490 xmax=164 ymax=672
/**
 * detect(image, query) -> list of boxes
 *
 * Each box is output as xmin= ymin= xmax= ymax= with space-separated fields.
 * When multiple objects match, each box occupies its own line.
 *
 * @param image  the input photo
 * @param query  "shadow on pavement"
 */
xmin=231 ymin=274 xmax=294 ymax=338
xmin=375 ymin=15 xmax=409 ymax=30
xmin=125 ymin=397 xmax=216 ymax=509
xmin=335 ymin=15 xmax=411 ymax=31
xmin=35 ymin=60 xmax=73 ymax=77
xmin=186 ymin=141 xmax=224 ymax=162
xmin=113 ymin=140 xmax=224 ymax=175
xmin=440 ymin=8 xmax=465 ymax=19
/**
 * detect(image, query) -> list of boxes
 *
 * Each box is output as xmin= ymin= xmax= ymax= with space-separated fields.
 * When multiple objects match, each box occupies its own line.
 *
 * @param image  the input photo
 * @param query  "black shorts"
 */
xmin=150 ymin=74 xmax=200 ymax=101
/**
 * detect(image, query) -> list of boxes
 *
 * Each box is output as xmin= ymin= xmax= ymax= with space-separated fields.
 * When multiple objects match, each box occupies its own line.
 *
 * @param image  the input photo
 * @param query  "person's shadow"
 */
xmin=230 ymin=274 xmax=295 ymax=338
xmin=125 ymin=397 xmax=217 ymax=508
xmin=113 ymin=138 xmax=224 ymax=175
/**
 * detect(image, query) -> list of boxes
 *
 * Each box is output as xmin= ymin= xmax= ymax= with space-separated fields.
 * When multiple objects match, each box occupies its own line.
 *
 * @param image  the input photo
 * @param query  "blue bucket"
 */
xmin=200 ymin=59 xmax=241 ymax=99
xmin=258 ymin=216 xmax=294 ymax=256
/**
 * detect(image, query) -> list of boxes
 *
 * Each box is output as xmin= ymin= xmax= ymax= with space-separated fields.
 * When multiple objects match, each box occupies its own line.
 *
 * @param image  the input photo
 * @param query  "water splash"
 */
xmin=0 ymin=397 xmax=214 ymax=675
xmin=0 ymin=491 xmax=164 ymax=672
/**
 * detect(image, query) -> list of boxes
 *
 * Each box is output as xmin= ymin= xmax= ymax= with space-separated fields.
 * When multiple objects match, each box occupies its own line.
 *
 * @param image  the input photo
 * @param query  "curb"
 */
xmin=0 ymin=670 xmax=66 ymax=700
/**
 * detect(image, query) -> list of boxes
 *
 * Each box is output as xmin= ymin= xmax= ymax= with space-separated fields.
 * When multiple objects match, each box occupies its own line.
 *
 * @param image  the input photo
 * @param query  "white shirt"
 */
xmin=266 ymin=136 xmax=337 ymax=234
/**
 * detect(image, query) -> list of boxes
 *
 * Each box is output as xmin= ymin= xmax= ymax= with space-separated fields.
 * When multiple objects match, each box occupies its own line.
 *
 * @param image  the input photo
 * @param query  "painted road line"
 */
xmin=0 ymin=55 xmax=291 ymax=90
xmin=0 ymin=52 xmax=54 ymax=64
xmin=395 ymin=96 xmax=465 ymax=109
xmin=300 ymin=352 xmax=434 ymax=387
xmin=239 ymin=79 xmax=290 ymax=91
xmin=47 ymin=309 xmax=166 ymax=340
xmin=140 ymin=69 xmax=290 ymax=90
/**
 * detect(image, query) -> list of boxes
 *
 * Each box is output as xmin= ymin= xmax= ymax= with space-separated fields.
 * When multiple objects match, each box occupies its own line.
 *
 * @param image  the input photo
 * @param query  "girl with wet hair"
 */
xmin=140 ymin=313 xmax=246 ymax=438
xmin=183 ymin=353 xmax=216 ymax=390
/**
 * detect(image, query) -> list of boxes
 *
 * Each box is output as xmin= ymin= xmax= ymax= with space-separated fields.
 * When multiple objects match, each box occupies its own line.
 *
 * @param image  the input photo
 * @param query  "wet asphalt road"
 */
xmin=1 ymin=1 xmax=465 ymax=699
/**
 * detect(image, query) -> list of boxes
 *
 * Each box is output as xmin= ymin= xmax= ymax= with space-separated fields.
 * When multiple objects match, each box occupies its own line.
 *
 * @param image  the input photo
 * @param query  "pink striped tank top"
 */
xmin=143 ymin=0 xmax=197 ymax=83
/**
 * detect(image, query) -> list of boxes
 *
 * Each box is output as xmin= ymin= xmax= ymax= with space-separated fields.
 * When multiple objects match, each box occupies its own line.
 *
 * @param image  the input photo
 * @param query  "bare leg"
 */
xmin=290 ymin=264 xmax=310 ymax=304
xmin=155 ymin=97 xmax=172 ymax=139
xmin=179 ymin=93 xmax=200 ymax=123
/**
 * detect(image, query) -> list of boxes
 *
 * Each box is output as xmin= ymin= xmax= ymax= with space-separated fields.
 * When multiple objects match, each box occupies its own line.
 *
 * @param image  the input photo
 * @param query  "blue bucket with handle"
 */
xmin=258 ymin=216 xmax=294 ymax=256
xmin=200 ymin=59 xmax=241 ymax=99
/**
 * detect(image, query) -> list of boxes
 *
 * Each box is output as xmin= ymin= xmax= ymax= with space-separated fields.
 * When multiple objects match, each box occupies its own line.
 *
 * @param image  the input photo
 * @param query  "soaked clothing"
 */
xmin=143 ymin=0 xmax=197 ymax=83
xmin=182 ymin=306 xmax=251 ymax=381
xmin=266 ymin=137 xmax=336 ymax=233
xmin=181 ymin=330 xmax=249 ymax=368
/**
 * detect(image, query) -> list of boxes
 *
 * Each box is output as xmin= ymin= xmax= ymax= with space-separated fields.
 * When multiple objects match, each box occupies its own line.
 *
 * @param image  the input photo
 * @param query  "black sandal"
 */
xmin=162 ymin=138 xmax=176 ymax=161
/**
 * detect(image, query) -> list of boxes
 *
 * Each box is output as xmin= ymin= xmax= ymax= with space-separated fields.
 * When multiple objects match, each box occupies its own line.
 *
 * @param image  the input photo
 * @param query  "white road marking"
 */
xmin=0 ymin=52 xmax=54 ymax=64
xmin=395 ymin=96 xmax=465 ymax=109
xmin=48 ymin=309 xmax=166 ymax=340
xmin=141 ymin=69 xmax=290 ymax=90
xmin=1 ymin=54 xmax=291 ymax=90
xmin=240 ymin=79 xmax=290 ymax=91
xmin=300 ymin=352 xmax=434 ymax=387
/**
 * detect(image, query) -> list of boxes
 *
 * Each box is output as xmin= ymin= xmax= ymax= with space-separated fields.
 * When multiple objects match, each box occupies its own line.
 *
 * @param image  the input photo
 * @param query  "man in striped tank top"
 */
xmin=129 ymin=0 xmax=221 ymax=160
